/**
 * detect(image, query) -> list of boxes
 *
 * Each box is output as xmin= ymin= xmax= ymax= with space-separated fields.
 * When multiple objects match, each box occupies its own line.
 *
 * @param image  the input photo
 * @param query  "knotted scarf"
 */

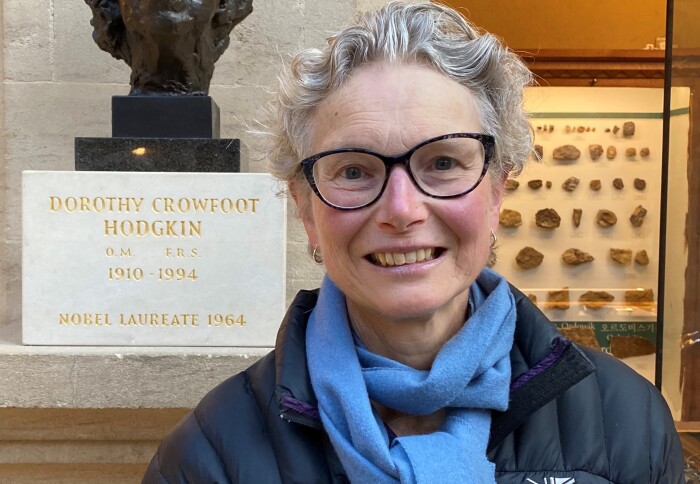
xmin=306 ymin=268 xmax=516 ymax=483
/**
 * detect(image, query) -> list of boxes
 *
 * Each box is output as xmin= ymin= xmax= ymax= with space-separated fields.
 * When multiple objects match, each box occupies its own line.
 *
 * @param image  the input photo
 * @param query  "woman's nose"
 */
xmin=374 ymin=166 xmax=428 ymax=231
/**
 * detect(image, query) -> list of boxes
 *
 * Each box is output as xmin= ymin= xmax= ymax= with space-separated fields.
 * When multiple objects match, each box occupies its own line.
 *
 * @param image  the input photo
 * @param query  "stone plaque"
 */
xmin=22 ymin=171 xmax=285 ymax=346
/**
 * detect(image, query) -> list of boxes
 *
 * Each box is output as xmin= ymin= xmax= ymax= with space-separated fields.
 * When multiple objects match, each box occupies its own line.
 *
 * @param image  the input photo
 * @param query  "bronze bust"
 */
xmin=85 ymin=0 xmax=253 ymax=95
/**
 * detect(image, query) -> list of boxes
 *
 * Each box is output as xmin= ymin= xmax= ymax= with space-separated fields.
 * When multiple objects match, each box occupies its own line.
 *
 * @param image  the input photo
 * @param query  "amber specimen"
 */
xmin=548 ymin=288 xmax=570 ymax=310
xmin=499 ymin=209 xmax=522 ymax=228
xmin=640 ymin=147 xmax=650 ymax=157
xmin=579 ymin=291 xmax=615 ymax=310
xmin=623 ymin=121 xmax=636 ymax=137
xmin=589 ymin=179 xmax=601 ymax=191
xmin=572 ymin=208 xmax=582 ymax=227
xmin=596 ymin=209 xmax=617 ymax=227
xmin=613 ymin=178 xmax=624 ymax=190
xmin=589 ymin=144 xmax=603 ymax=160
xmin=610 ymin=336 xmax=655 ymax=359
xmin=634 ymin=178 xmax=646 ymax=190
xmin=559 ymin=327 xmax=601 ymax=350
xmin=635 ymin=250 xmax=650 ymax=266
xmin=515 ymin=247 xmax=544 ymax=270
xmin=546 ymin=181 xmax=552 ymax=189
xmin=562 ymin=177 xmax=580 ymax=192
xmin=505 ymin=179 xmax=519 ymax=191
xmin=562 ymin=248 xmax=594 ymax=265
xmin=528 ymin=179 xmax=543 ymax=190
xmin=535 ymin=208 xmax=561 ymax=229
xmin=610 ymin=248 xmax=633 ymax=265
xmin=553 ymin=145 xmax=581 ymax=161
xmin=630 ymin=205 xmax=648 ymax=227
xmin=625 ymin=147 xmax=637 ymax=157
xmin=606 ymin=146 xmax=617 ymax=160
xmin=534 ymin=144 xmax=543 ymax=160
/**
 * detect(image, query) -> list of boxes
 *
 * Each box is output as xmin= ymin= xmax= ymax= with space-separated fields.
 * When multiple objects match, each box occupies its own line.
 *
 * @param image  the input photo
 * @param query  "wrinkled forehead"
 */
xmin=306 ymin=62 xmax=484 ymax=157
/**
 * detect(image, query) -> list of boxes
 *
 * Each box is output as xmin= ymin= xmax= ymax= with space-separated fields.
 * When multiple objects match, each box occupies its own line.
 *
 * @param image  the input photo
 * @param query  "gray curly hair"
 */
xmin=266 ymin=1 xmax=533 ymax=207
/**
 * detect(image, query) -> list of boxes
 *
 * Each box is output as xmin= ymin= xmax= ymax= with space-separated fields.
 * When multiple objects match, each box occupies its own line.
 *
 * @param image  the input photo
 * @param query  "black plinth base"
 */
xmin=112 ymin=96 xmax=221 ymax=139
xmin=75 ymin=138 xmax=240 ymax=172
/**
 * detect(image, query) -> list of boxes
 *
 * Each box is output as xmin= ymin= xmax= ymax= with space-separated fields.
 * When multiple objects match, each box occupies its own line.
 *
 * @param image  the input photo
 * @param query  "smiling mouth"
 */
xmin=368 ymin=248 xmax=443 ymax=267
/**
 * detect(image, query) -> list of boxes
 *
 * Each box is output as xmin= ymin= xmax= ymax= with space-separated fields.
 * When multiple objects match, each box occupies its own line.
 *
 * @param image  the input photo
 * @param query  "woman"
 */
xmin=143 ymin=3 xmax=683 ymax=483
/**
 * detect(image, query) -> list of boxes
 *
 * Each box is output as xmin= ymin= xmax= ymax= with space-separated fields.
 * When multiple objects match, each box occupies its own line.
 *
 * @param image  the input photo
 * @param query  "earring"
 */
xmin=487 ymin=229 xmax=498 ymax=267
xmin=308 ymin=243 xmax=323 ymax=264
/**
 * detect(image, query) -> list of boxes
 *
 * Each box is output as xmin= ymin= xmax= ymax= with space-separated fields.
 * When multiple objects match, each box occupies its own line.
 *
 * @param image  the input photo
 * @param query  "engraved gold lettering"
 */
xmin=50 ymin=196 xmax=62 ymax=212
xmin=119 ymin=313 xmax=199 ymax=326
xmin=235 ymin=199 xmax=248 ymax=214
xmin=103 ymin=220 xmax=201 ymax=238
xmin=59 ymin=313 xmax=111 ymax=326
xmin=250 ymin=198 xmax=259 ymax=213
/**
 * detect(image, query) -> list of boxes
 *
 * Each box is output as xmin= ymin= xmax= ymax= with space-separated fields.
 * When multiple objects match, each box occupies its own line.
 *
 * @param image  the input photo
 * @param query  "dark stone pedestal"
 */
xmin=112 ymin=96 xmax=220 ymax=139
xmin=75 ymin=138 xmax=240 ymax=172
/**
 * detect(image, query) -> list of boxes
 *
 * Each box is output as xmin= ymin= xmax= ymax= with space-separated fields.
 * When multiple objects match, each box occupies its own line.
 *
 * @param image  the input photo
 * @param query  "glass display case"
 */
xmin=495 ymin=87 xmax=666 ymax=378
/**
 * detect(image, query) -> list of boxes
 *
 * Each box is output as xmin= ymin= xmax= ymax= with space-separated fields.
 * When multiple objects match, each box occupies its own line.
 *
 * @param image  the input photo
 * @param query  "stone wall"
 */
xmin=0 ymin=0 xmax=416 ymax=344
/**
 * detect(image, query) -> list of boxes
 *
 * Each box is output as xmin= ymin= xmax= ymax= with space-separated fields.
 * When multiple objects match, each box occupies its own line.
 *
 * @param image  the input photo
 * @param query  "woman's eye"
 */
xmin=343 ymin=166 xmax=364 ymax=179
xmin=433 ymin=157 xmax=455 ymax=170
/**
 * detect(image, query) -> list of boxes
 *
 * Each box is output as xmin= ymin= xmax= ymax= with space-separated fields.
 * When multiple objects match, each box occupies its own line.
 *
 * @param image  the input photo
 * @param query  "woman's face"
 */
xmin=299 ymin=62 xmax=505 ymax=323
xmin=119 ymin=0 xmax=218 ymax=37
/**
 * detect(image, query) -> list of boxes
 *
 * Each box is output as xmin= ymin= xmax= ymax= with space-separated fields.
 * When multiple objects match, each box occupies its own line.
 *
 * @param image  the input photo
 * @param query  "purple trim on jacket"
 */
xmin=281 ymin=395 xmax=321 ymax=420
xmin=510 ymin=337 xmax=570 ymax=392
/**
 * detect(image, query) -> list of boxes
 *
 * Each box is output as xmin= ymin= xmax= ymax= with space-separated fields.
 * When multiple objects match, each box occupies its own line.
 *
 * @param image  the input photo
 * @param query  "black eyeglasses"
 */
xmin=300 ymin=132 xmax=495 ymax=210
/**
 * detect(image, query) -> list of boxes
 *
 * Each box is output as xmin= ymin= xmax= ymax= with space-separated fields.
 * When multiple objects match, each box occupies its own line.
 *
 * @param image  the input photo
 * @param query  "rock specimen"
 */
xmin=534 ymin=144 xmax=543 ymax=159
xmin=589 ymin=179 xmax=601 ymax=191
xmin=505 ymin=179 xmax=519 ymax=191
xmin=629 ymin=205 xmax=648 ymax=227
xmin=613 ymin=178 xmax=624 ymax=190
xmin=596 ymin=209 xmax=618 ymax=227
xmin=610 ymin=336 xmax=655 ymax=359
xmin=562 ymin=176 xmax=580 ymax=191
xmin=535 ymin=208 xmax=561 ymax=229
xmin=579 ymin=290 xmax=615 ymax=310
xmin=610 ymin=248 xmax=633 ymax=265
xmin=613 ymin=125 xmax=620 ymax=135
xmin=499 ymin=209 xmax=522 ymax=227
xmin=606 ymin=146 xmax=617 ymax=159
xmin=528 ymin=179 xmax=543 ymax=190
xmin=572 ymin=208 xmax=582 ymax=227
xmin=635 ymin=250 xmax=650 ymax=266
xmin=605 ymin=128 xmax=611 ymax=133
xmin=559 ymin=327 xmax=601 ymax=350
xmin=623 ymin=121 xmax=636 ymax=137
xmin=515 ymin=247 xmax=544 ymax=269
xmin=589 ymin=144 xmax=603 ymax=160
xmin=634 ymin=178 xmax=646 ymax=190
xmin=640 ymin=147 xmax=650 ymax=157
xmin=562 ymin=248 xmax=594 ymax=265
xmin=624 ymin=288 xmax=655 ymax=307
xmin=625 ymin=147 xmax=637 ymax=157
xmin=527 ymin=294 xmax=538 ymax=304
xmin=576 ymin=126 xmax=585 ymax=133
xmin=546 ymin=180 xmax=552 ymax=189
xmin=553 ymin=145 xmax=581 ymax=161
xmin=548 ymin=288 xmax=570 ymax=310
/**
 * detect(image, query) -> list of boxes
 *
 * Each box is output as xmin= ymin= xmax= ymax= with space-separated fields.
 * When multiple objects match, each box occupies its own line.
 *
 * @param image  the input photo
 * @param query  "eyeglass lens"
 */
xmin=311 ymin=136 xmax=486 ymax=209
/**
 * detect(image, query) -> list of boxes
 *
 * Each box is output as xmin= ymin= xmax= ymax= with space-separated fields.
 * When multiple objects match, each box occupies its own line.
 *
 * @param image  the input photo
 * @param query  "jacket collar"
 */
xmin=274 ymin=286 xmax=595 ymax=443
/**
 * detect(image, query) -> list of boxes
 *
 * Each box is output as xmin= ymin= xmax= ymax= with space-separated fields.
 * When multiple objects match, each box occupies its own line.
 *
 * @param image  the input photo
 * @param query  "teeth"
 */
xmin=371 ymin=249 xmax=437 ymax=267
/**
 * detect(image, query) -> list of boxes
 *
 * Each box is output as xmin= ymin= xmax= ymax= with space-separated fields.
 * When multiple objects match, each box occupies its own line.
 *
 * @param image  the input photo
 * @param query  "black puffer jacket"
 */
xmin=144 ymin=287 xmax=684 ymax=483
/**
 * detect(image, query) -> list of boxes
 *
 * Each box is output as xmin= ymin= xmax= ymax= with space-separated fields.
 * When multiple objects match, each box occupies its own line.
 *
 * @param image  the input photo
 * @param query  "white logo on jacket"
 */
xmin=526 ymin=478 xmax=575 ymax=484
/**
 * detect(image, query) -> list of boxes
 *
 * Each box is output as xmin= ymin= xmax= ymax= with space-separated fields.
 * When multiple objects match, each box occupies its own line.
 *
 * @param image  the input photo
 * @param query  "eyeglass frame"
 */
xmin=300 ymin=132 xmax=496 ymax=211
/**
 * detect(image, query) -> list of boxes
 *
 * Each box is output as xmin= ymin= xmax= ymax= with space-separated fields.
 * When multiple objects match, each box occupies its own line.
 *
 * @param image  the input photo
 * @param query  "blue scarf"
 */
xmin=306 ymin=269 xmax=516 ymax=483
